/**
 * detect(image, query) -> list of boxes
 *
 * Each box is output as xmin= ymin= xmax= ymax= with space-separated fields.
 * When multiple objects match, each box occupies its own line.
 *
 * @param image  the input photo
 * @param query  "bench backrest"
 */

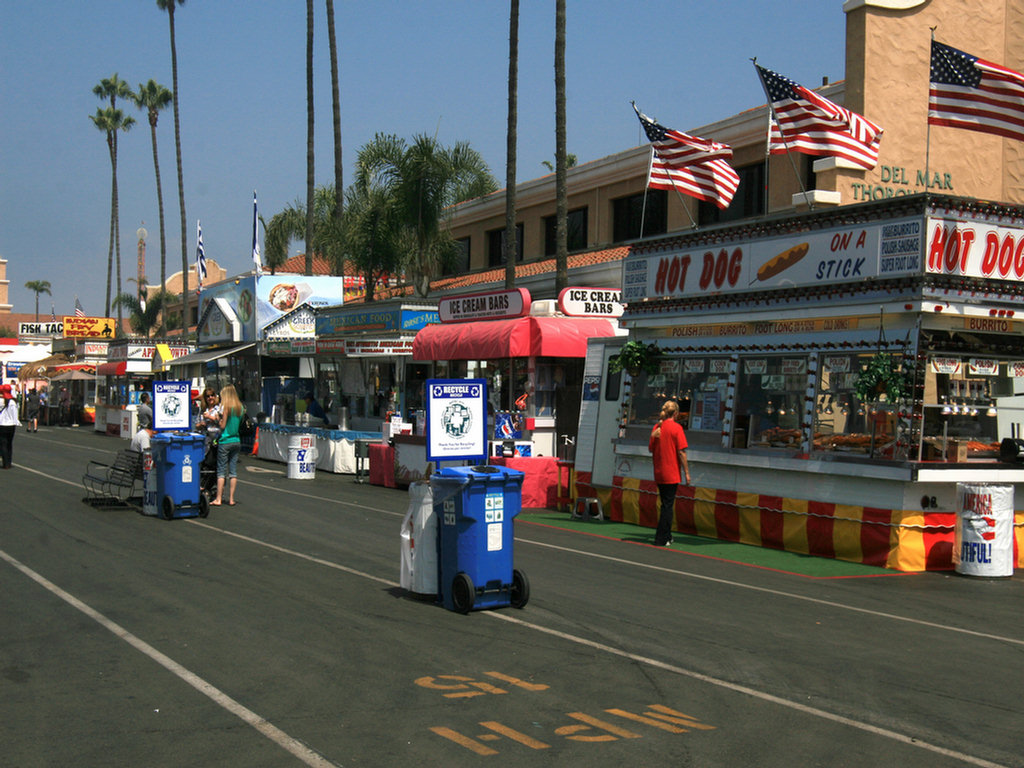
xmin=109 ymin=450 xmax=144 ymax=484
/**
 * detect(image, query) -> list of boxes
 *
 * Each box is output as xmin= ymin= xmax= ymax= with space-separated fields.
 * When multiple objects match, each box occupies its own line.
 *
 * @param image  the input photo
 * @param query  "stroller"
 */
xmin=198 ymin=433 xmax=219 ymax=501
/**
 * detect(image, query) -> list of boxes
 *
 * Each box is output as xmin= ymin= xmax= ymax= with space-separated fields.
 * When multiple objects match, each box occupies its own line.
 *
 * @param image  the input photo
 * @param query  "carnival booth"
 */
xmin=96 ymin=338 xmax=191 ymax=437
xmin=574 ymin=194 xmax=1024 ymax=571
xmin=412 ymin=288 xmax=623 ymax=505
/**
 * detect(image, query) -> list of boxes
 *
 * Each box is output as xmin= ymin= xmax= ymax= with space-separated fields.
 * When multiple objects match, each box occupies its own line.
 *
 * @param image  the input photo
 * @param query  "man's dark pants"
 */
xmin=655 ymin=482 xmax=678 ymax=545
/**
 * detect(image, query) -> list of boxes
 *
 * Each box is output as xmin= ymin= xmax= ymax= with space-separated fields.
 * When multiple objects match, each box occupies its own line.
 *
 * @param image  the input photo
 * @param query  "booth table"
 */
xmin=369 ymin=442 xmax=396 ymax=487
xmin=488 ymin=455 xmax=558 ymax=509
xmin=255 ymin=423 xmax=381 ymax=474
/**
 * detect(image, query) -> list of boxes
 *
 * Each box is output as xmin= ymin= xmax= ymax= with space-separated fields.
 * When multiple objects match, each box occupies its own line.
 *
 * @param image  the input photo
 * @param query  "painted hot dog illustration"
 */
xmin=756 ymin=242 xmax=809 ymax=282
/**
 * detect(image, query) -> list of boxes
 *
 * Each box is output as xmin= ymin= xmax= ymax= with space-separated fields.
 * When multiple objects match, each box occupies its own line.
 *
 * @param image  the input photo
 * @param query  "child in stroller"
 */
xmin=196 ymin=388 xmax=222 ymax=500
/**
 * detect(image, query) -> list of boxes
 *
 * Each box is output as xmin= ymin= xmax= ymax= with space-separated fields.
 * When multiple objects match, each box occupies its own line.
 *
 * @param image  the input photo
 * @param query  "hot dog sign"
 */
xmin=622 ymin=216 xmax=924 ymax=301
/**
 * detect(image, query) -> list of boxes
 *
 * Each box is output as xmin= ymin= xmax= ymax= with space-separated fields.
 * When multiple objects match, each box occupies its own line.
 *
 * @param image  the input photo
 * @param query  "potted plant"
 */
xmin=609 ymin=339 xmax=662 ymax=377
xmin=854 ymin=351 xmax=910 ymax=403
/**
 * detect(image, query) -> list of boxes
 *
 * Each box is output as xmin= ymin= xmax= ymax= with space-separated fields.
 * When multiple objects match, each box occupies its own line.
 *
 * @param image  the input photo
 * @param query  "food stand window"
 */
xmin=734 ymin=356 xmax=808 ymax=451
xmin=622 ymin=356 xmax=731 ymax=447
xmin=920 ymin=357 xmax=1006 ymax=461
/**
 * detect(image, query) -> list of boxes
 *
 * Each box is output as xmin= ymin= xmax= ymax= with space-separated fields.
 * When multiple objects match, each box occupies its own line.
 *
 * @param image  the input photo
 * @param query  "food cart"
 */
xmin=574 ymin=194 xmax=1024 ymax=570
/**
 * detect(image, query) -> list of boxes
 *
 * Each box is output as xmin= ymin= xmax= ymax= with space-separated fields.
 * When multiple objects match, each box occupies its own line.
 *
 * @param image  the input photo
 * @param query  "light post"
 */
xmin=136 ymin=225 xmax=148 ymax=310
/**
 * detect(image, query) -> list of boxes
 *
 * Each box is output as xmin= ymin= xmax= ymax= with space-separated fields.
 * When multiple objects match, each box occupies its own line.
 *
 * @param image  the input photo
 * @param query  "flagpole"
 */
xmin=924 ymin=27 xmax=937 ymax=194
xmin=753 ymin=58 xmax=813 ymax=211
xmin=640 ymin=146 xmax=652 ymax=239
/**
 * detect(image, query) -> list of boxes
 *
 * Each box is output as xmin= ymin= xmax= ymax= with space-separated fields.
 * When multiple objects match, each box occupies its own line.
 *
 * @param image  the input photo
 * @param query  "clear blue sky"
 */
xmin=0 ymin=0 xmax=848 ymax=319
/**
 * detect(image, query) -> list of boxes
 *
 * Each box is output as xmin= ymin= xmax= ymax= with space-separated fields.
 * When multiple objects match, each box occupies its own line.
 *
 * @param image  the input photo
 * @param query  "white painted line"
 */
xmin=516 ymin=539 xmax=1024 ymax=648
xmin=0 ymin=547 xmax=339 ymax=768
xmin=482 ymin=610 xmax=1011 ymax=768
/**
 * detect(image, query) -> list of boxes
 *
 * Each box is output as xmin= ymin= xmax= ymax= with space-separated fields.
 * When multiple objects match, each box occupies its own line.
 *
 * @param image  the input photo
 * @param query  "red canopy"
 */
xmin=412 ymin=316 xmax=621 ymax=361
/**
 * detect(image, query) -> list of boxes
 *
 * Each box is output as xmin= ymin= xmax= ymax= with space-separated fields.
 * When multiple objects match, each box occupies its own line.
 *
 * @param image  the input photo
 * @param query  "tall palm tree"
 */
xmin=325 ymin=0 xmax=343 ymax=221
xmin=504 ymin=0 xmax=519 ymax=289
xmin=357 ymin=133 xmax=497 ymax=296
xmin=305 ymin=0 xmax=316 ymax=277
xmin=156 ymin=0 xmax=189 ymax=323
xmin=90 ymin=106 xmax=135 ymax=327
xmin=24 ymin=280 xmax=51 ymax=322
xmin=132 ymin=80 xmax=173 ymax=304
xmin=554 ymin=0 xmax=568 ymax=293
xmin=93 ymin=74 xmax=133 ymax=321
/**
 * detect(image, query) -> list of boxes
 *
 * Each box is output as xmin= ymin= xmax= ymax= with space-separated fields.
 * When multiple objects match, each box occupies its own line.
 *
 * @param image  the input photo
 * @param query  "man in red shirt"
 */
xmin=649 ymin=400 xmax=691 ymax=546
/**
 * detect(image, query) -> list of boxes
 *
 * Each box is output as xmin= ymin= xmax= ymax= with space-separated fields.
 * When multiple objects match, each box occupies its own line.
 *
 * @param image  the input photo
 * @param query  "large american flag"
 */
xmin=756 ymin=64 xmax=883 ymax=170
xmin=929 ymin=39 xmax=1024 ymax=143
xmin=195 ymin=220 xmax=207 ymax=294
xmin=633 ymin=104 xmax=739 ymax=209
xmin=74 ymin=297 xmax=85 ymax=318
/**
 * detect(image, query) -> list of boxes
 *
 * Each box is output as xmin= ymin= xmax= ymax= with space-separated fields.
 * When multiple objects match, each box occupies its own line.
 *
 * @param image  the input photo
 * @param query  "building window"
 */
xmin=443 ymin=237 xmax=471 ymax=276
xmin=612 ymin=189 xmax=667 ymax=242
xmin=698 ymin=162 xmax=765 ymax=225
xmin=543 ymin=207 xmax=588 ymax=256
xmin=487 ymin=224 xmax=524 ymax=267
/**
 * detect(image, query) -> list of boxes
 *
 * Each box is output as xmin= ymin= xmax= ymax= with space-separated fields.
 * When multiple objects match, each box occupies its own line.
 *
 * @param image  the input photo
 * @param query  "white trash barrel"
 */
xmin=287 ymin=434 xmax=318 ymax=480
xmin=954 ymin=483 xmax=1014 ymax=577
xmin=141 ymin=449 xmax=158 ymax=516
xmin=400 ymin=482 xmax=438 ymax=596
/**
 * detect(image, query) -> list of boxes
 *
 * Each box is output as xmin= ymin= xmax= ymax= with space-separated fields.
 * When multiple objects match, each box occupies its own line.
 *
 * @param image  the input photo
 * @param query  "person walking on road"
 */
xmin=0 ymin=384 xmax=21 ymax=469
xmin=137 ymin=391 xmax=153 ymax=430
xmin=212 ymin=385 xmax=243 ymax=506
xmin=649 ymin=399 xmax=691 ymax=546
xmin=26 ymin=388 xmax=41 ymax=433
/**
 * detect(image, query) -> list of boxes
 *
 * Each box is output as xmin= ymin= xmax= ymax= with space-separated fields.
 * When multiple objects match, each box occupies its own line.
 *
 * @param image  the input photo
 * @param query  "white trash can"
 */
xmin=400 ymin=482 xmax=438 ymax=596
xmin=954 ymin=483 xmax=1014 ymax=577
xmin=287 ymin=433 xmax=318 ymax=480
xmin=141 ymin=449 xmax=158 ymax=516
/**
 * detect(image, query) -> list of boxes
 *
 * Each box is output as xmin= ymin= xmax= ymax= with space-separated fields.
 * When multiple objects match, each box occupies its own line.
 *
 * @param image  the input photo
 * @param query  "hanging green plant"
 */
xmin=609 ymin=339 xmax=662 ymax=377
xmin=854 ymin=351 xmax=910 ymax=403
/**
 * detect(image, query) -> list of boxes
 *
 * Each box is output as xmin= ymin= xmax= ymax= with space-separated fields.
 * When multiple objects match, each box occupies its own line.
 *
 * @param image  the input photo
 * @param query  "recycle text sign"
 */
xmin=426 ymin=379 xmax=487 ymax=462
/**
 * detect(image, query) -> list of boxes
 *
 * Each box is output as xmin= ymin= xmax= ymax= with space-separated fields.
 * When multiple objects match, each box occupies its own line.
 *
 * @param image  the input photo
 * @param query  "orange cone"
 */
xmin=251 ymin=426 xmax=260 ymax=456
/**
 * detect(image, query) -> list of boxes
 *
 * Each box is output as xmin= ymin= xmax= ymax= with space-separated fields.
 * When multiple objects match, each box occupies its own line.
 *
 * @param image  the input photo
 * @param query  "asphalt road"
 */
xmin=2 ymin=426 xmax=1022 ymax=768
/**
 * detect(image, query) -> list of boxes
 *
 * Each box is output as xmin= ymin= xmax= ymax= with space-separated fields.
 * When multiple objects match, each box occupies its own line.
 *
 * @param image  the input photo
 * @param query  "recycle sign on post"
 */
xmin=425 ymin=378 xmax=487 ymax=463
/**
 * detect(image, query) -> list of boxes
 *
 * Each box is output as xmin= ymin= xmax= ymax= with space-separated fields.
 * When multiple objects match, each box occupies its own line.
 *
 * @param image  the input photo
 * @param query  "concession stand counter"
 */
xmin=574 ymin=194 xmax=1024 ymax=570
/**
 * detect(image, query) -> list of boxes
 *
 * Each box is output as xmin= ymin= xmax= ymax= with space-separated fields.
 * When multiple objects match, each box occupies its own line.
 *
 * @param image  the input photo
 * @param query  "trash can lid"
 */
xmin=434 ymin=465 xmax=524 ymax=482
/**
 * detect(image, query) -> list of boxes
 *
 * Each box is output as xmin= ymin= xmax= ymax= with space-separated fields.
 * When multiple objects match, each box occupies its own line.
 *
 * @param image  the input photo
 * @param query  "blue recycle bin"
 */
xmin=431 ymin=465 xmax=530 ymax=613
xmin=151 ymin=433 xmax=209 ymax=520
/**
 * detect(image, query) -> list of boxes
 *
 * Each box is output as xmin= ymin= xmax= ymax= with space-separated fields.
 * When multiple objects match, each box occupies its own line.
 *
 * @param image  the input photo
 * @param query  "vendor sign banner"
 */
xmin=426 ymin=378 xmax=487 ymax=462
xmin=623 ymin=216 xmax=923 ymax=301
xmin=61 ymin=316 xmax=117 ymax=338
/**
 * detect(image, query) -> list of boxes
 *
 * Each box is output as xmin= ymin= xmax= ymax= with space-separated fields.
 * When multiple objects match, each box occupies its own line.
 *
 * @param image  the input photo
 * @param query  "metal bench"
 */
xmin=82 ymin=448 xmax=144 ymax=507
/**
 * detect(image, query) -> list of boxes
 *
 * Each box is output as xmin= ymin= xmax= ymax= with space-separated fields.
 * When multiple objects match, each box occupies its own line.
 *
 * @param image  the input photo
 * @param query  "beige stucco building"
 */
xmin=445 ymin=0 xmax=1023 ymax=283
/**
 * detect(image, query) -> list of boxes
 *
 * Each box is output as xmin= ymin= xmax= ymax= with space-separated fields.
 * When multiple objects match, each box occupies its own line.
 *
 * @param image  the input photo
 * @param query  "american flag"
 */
xmin=756 ymin=64 xmax=883 ymax=170
xmin=252 ymin=190 xmax=263 ymax=275
xmin=929 ymin=39 xmax=1024 ymax=143
xmin=50 ymin=303 xmax=56 ymax=322
xmin=633 ymin=104 xmax=739 ymax=209
xmin=74 ymin=297 xmax=85 ymax=318
xmin=195 ymin=220 xmax=207 ymax=294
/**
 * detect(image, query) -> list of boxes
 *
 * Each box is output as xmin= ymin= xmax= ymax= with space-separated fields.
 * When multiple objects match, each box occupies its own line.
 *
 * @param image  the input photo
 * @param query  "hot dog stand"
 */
xmin=574 ymin=194 xmax=1024 ymax=570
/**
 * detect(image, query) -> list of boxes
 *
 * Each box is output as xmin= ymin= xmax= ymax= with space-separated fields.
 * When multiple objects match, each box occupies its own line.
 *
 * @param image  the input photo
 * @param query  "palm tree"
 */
xmin=325 ymin=0 xmax=343 ymax=221
xmin=305 ymin=0 xmax=316 ymax=277
xmin=156 ymin=0 xmax=189 ymax=320
xmin=132 ymin=80 xmax=173 ymax=302
xmin=24 ymin=280 xmax=51 ymax=322
xmin=93 ymin=74 xmax=134 ymax=322
xmin=90 ymin=106 xmax=135 ymax=327
xmin=554 ymin=0 xmax=568 ymax=293
xmin=356 ymin=134 xmax=497 ymax=296
xmin=504 ymin=0 xmax=519 ymax=289
xmin=112 ymin=290 xmax=173 ymax=338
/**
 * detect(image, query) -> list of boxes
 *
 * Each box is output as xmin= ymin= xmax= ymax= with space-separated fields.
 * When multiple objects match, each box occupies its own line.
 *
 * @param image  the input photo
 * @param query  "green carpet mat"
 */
xmin=518 ymin=511 xmax=908 ymax=579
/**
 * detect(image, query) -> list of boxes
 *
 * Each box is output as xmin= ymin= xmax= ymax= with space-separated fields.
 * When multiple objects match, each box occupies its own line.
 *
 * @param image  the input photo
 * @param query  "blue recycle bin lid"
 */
xmin=152 ymin=431 xmax=205 ymax=445
xmin=432 ymin=464 xmax=524 ymax=486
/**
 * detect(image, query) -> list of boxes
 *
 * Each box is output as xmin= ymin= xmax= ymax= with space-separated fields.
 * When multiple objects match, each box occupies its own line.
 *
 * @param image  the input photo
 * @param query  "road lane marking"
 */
xmin=0 ymin=547 xmax=339 ymax=768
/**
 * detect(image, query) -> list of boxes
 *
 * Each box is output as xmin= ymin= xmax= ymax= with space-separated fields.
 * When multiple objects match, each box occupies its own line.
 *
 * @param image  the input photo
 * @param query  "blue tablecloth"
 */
xmin=254 ymin=423 xmax=383 ymax=474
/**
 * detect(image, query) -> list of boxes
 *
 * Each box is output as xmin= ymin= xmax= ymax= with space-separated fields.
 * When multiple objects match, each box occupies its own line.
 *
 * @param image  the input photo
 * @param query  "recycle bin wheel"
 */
xmin=160 ymin=495 xmax=175 ymax=521
xmin=198 ymin=494 xmax=210 ymax=518
xmin=511 ymin=568 xmax=530 ymax=609
xmin=451 ymin=572 xmax=475 ymax=614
